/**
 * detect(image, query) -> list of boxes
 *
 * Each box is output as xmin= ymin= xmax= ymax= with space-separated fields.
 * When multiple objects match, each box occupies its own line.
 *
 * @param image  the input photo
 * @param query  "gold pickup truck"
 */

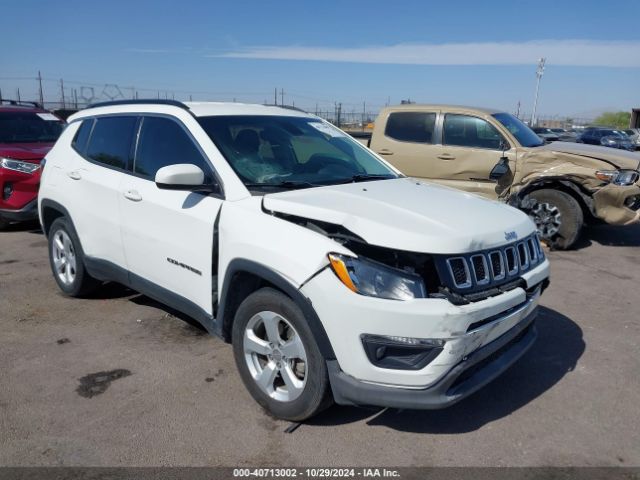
xmin=360 ymin=105 xmax=640 ymax=249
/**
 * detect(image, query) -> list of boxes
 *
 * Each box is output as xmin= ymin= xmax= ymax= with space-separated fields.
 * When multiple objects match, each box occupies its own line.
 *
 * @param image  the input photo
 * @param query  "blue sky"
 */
xmin=1 ymin=0 xmax=639 ymax=118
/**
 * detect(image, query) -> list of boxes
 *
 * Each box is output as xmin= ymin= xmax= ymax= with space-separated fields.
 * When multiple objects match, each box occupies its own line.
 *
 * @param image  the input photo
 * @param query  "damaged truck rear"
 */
xmin=364 ymin=105 xmax=640 ymax=249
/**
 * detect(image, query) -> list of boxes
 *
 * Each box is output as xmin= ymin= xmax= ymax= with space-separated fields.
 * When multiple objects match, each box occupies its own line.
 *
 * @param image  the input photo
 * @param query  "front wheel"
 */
xmin=527 ymin=189 xmax=584 ymax=250
xmin=232 ymin=287 xmax=332 ymax=421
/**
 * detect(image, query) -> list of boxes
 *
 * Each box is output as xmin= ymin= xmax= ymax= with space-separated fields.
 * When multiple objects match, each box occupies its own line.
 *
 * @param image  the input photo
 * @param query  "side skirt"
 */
xmin=84 ymin=257 xmax=217 ymax=335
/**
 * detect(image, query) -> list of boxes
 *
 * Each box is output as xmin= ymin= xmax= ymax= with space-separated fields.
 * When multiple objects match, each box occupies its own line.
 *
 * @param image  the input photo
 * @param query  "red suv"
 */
xmin=0 ymin=101 xmax=65 ymax=229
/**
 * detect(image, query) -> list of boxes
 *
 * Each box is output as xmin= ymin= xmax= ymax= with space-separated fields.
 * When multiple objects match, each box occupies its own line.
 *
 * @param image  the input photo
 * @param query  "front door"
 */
xmin=429 ymin=113 xmax=516 ymax=199
xmin=119 ymin=115 xmax=223 ymax=317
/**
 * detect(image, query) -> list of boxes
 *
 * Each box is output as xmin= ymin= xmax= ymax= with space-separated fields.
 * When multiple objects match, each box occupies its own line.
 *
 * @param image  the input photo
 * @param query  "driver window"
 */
xmin=135 ymin=116 xmax=214 ymax=183
xmin=443 ymin=114 xmax=505 ymax=150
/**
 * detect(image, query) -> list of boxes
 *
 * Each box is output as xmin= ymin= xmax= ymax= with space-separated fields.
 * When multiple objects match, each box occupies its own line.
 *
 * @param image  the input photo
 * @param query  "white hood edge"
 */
xmin=262 ymin=178 xmax=536 ymax=255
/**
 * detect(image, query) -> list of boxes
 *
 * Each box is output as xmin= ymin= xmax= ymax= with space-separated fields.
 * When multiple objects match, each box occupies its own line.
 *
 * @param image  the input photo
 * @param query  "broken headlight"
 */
xmin=595 ymin=169 xmax=639 ymax=186
xmin=328 ymin=253 xmax=426 ymax=300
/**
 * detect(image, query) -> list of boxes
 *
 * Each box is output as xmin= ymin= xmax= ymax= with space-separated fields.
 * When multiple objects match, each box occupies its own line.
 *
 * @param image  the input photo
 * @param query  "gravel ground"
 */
xmin=1 ymin=221 xmax=639 ymax=467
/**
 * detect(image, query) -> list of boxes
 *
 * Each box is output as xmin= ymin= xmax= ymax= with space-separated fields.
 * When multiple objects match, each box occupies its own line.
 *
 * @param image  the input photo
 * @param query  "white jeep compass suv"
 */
xmin=38 ymin=100 xmax=550 ymax=421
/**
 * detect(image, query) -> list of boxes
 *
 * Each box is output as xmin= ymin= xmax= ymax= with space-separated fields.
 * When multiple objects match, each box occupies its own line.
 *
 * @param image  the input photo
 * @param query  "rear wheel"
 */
xmin=232 ymin=287 xmax=332 ymax=421
xmin=527 ymin=189 xmax=583 ymax=250
xmin=48 ymin=217 xmax=100 ymax=296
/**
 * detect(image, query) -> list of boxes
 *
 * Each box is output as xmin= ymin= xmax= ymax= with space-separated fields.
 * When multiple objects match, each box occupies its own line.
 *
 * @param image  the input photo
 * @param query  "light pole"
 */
xmin=531 ymin=57 xmax=546 ymax=127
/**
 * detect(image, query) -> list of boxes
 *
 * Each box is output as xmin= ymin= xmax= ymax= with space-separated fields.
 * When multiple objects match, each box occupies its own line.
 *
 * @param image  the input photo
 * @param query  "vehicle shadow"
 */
xmin=82 ymin=282 xmax=137 ymax=300
xmin=129 ymin=293 xmax=208 ymax=332
xmin=1 ymin=220 xmax=42 ymax=235
xmin=584 ymin=223 xmax=640 ymax=248
xmin=308 ymin=306 xmax=584 ymax=433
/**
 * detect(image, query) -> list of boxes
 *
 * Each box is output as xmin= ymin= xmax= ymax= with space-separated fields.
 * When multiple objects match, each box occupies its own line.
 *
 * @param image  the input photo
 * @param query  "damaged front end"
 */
xmin=509 ymin=146 xmax=640 ymax=226
xmin=271 ymin=211 xmax=547 ymax=306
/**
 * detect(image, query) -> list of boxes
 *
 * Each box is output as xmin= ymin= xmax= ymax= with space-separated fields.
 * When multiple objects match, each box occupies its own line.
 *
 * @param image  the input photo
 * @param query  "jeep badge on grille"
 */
xmin=504 ymin=231 xmax=518 ymax=241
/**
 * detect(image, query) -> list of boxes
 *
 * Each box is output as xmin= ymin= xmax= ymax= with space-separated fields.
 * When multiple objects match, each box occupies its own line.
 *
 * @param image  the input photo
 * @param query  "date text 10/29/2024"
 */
xmin=233 ymin=468 xmax=401 ymax=478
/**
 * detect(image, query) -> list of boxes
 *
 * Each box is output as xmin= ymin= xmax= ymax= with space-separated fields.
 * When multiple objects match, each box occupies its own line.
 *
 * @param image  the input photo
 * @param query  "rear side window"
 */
xmin=86 ymin=116 xmax=137 ymax=169
xmin=385 ymin=112 xmax=437 ymax=143
xmin=134 ymin=116 xmax=213 ymax=183
xmin=71 ymin=119 xmax=93 ymax=154
xmin=443 ymin=114 xmax=504 ymax=150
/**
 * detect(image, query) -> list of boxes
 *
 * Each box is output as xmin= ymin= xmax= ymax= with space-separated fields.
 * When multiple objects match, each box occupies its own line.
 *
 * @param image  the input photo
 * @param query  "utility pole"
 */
xmin=73 ymin=89 xmax=78 ymax=108
xmin=280 ymin=88 xmax=284 ymax=106
xmin=274 ymin=88 xmax=278 ymax=105
xmin=17 ymin=87 xmax=21 ymax=102
xmin=336 ymin=102 xmax=342 ymax=128
xmin=531 ymin=57 xmax=546 ymax=127
xmin=37 ymin=71 xmax=44 ymax=107
xmin=362 ymin=101 xmax=366 ymax=131
xmin=60 ymin=79 xmax=66 ymax=109
xmin=516 ymin=100 xmax=521 ymax=119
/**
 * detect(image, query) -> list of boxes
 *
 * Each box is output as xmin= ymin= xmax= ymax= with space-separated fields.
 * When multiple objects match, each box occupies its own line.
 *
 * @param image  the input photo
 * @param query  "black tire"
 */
xmin=47 ymin=217 xmax=100 ymax=296
xmin=0 ymin=218 xmax=8 ymax=230
xmin=527 ymin=189 xmax=583 ymax=250
xmin=232 ymin=287 xmax=333 ymax=421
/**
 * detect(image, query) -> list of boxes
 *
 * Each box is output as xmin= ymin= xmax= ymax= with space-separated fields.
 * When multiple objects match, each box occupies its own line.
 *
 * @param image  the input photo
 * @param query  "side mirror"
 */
xmin=489 ymin=156 xmax=511 ymax=181
xmin=155 ymin=164 xmax=213 ymax=191
xmin=499 ymin=139 xmax=510 ymax=152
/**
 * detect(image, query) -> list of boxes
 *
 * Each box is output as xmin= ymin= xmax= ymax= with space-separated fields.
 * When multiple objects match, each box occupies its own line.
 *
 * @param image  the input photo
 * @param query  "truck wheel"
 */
xmin=48 ymin=217 xmax=100 ymax=296
xmin=232 ymin=287 xmax=333 ymax=421
xmin=528 ymin=189 xmax=583 ymax=250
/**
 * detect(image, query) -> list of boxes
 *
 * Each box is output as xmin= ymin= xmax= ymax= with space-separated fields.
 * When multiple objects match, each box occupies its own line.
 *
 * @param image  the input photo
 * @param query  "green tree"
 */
xmin=593 ymin=111 xmax=631 ymax=129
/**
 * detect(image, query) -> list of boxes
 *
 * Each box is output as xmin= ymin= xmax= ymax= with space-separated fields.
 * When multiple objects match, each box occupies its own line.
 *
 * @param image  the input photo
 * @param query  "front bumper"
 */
xmin=592 ymin=182 xmax=640 ymax=225
xmin=301 ymin=259 xmax=549 ymax=388
xmin=328 ymin=306 xmax=537 ymax=409
xmin=0 ymin=198 xmax=38 ymax=222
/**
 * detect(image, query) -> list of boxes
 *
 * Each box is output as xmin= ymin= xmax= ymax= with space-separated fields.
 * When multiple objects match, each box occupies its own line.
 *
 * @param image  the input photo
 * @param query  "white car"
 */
xmin=38 ymin=100 xmax=550 ymax=420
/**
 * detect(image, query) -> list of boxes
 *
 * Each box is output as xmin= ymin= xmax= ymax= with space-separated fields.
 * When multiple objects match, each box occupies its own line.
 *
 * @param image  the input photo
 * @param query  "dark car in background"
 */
xmin=0 ymin=101 xmax=65 ymax=229
xmin=578 ymin=128 xmax=635 ymax=151
xmin=624 ymin=128 xmax=640 ymax=150
xmin=549 ymin=128 xmax=578 ymax=142
xmin=532 ymin=127 xmax=560 ymax=143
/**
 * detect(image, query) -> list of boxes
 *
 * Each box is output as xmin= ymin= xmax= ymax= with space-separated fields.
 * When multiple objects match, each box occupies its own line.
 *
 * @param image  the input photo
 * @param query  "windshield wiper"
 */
xmin=331 ymin=174 xmax=398 ymax=184
xmin=244 ymin=180 xmax=320 ymax=190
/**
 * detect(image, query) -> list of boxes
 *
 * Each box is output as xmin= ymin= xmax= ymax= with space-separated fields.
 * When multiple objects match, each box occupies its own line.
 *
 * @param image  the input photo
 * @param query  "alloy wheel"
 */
xmin=52 ymin=230 xmax=77 ymax=286
xmin=243 ymin=311 xmax=307 ymax=402
xmin=531 ymin=202 xmax=562 ymax=238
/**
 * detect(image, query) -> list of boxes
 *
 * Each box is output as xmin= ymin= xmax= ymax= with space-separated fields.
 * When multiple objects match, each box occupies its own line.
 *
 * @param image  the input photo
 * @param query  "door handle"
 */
xmin=124 ymin=190 xmax=142 ymax=202
xmin=437 ymin=154 xmax=456 ymax=160
xmin=67 ymin=170 xmax=82 ymax=180
xmin=377 ymin=149 xmax=394 ymax=156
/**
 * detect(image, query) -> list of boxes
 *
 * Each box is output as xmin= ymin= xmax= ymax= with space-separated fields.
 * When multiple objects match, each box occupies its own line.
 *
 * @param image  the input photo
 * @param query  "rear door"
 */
xmin=119 ymin=115 xmax=223 ymax=316
xmin=70 ymin=115 xmax=136 ymax=269
xmin=429 ymin=113 xmax=515 ymax=199
xmin=369 ymin=110 xmax=441 ymax=177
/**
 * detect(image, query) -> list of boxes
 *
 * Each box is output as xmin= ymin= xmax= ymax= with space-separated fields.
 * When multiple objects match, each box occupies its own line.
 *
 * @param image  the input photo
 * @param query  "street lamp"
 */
xmin=531 ymin=57 xmax=546 ymax=127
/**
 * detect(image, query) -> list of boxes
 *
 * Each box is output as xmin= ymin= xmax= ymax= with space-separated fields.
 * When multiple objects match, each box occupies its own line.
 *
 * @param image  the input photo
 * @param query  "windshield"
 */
xmin=198 ymin=115 xmax=399 ymax=190
xmin=0 ymin=112 xmax=64 ymax=143
xmin=492 ymin=113 xmax=544 ymax=147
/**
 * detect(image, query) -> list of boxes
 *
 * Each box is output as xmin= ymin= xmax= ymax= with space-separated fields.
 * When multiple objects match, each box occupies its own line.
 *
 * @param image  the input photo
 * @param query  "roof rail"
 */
xmin=264 ymin=104 xmax=308 ymax=113
xmin=86 ymin=99 xmax=189 ymax=110
xmin=1 ymin=99 xmax=43 ymax=108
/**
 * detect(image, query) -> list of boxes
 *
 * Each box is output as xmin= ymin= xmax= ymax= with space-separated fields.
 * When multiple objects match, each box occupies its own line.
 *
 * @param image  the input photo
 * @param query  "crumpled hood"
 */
xmin=263 ymin=178 xmax=535 ymax=254
xmin=0 ymin=142 xmax=54 ymax=161
xmin=537 ymin=142 xmax=640 ymax=170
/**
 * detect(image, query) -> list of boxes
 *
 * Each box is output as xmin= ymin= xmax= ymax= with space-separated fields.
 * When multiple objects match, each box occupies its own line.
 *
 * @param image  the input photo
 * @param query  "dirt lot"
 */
xmin=1 ymin=221 xmax=639 ymax=467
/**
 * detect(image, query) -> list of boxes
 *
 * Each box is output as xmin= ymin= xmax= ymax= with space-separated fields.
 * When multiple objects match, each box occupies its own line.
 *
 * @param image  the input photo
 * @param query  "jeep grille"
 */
xmin=440 ymin=233 xmax=544 ymax=292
